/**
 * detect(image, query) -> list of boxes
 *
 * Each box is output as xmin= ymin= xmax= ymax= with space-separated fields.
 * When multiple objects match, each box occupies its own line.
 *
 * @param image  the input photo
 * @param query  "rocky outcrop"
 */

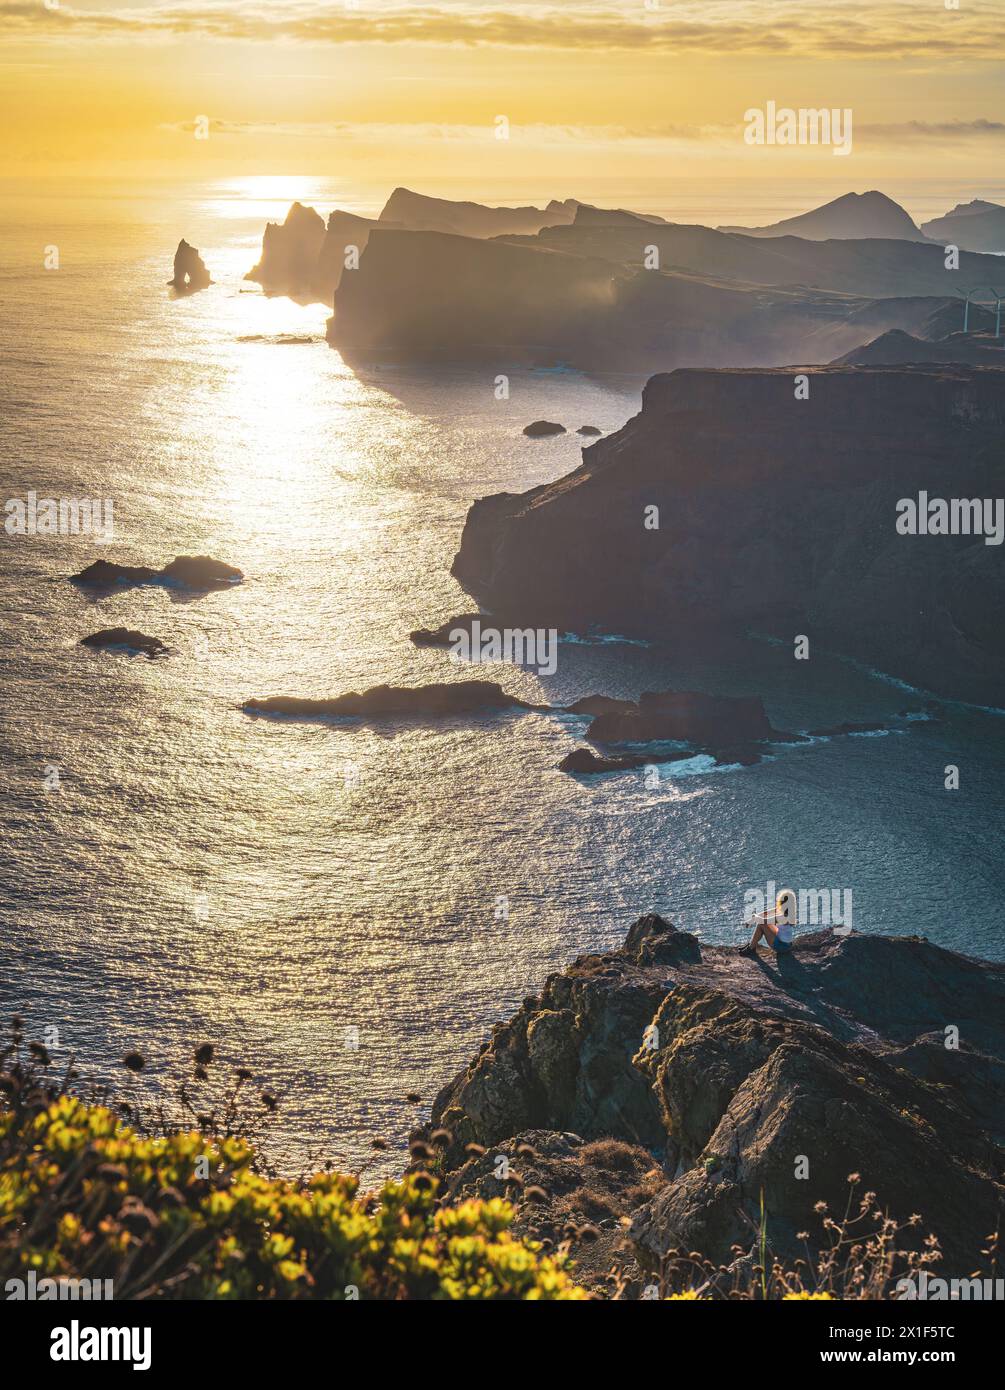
xmin=523 ymin=421 xmax=566 ymax=437
xmin=71 ymin=556 xmax=243 ymax=591
xmin=718 ymin=190 xmax=926 ymax=242
xmin=246 ymin=204 xmax=382 ymax=304
xmin=409 ymin=613 xmax=487 ymax=646
xmin=245 ymin=202 xmax=327 ymax=297
xmin=453 ymin=365 xmax=1005 ymax=706
xmin=80 ymin=628 xmax=168 ymax=658
xmin=171 ymin=240 xmax=210 ymax=291
xmin=242 ymin=681 xmax=532 ymax=721
xmin=418 ymin=915 xmax=1005 ymax=1281
xmin=328 ymin=229 xmax=622 ymax=363
xmin=921 ymin=200 xmax=1005 ymax=255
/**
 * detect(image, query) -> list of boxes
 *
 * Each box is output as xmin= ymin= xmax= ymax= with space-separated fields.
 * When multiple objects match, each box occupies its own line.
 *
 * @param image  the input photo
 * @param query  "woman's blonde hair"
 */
xmin=776 ymin=888 xmax=797 ymax=923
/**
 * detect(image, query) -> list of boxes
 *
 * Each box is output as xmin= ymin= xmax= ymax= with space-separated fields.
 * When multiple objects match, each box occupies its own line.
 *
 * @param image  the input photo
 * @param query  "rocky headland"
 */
xmin=452 ymin=364 xmax=1005 ymax=707
xmin=415 ymin=915 xmax=1005 ymax=1293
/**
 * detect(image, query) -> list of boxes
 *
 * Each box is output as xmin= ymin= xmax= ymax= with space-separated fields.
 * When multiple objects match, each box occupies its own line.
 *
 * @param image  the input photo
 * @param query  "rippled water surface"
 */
xmin=2 ymin=179 xmax=1003 ymax=1176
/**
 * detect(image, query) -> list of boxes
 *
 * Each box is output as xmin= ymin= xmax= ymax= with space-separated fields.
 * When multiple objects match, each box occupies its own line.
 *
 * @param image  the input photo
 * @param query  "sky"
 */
xmin=1 ymin=0 xmax=1003 ymax=196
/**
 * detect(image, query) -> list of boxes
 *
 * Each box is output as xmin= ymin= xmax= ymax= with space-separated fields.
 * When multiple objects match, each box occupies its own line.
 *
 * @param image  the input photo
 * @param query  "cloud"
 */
xmin=158 ymin=116 xmax=1005 ymax=154
xmin=3 ymin=0 xmax=1004 ymax=60
xmin=861 ymin=119 xmax=1005 ymax=142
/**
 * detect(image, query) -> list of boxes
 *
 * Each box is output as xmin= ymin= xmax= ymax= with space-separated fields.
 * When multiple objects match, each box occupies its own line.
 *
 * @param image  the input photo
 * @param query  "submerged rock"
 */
xmin=80 ymin=628 xmax=168 ymax=658
xmin=523 ymin=421 xmax=566 ymax=438
xmin=171 ymin=240 xmax=210 ymax=291
xmin=71 ymin=556 xmax=243 ymax=591
xmin=417 ymin=915 xmax=1005 ymax=1280
xmin=242 ymin=681 xmax=532 ymax=721
xmin=558 ymin=749 xmax=651 ymax=774
xmin=409 ymin=613 xmax=485 ymax=646
xmin=585 ymin=690 xmax=777 ymax=745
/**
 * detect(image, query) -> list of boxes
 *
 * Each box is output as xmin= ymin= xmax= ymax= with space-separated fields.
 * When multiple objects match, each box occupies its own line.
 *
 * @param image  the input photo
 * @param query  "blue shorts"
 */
xmin=771 ymin=937 xmax=792 ymax=954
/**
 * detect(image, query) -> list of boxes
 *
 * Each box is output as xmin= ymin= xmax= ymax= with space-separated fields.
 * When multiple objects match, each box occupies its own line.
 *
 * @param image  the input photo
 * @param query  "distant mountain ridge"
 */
xmin=377 ymin=186 xmax=579 ymax=238
xmin=921 ymin=199 xmax=1005 ymax=254
xmin=244 ymin=186 xmax=1005 ymax=370
xmin=718 ymin=190 xmax=926 ymax=241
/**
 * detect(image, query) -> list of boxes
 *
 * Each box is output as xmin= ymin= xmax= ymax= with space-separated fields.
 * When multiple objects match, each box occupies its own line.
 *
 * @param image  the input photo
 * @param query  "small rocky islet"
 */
xmin=80 ymin=628 xmax=169 ymax=659
xmin=71 ymin=555 xmax=243 ymax=591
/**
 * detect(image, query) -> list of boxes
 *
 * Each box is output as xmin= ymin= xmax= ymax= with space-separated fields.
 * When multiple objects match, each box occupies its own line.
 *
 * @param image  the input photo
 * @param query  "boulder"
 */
xmin=523 ymin=421 xmax=567 ymax=438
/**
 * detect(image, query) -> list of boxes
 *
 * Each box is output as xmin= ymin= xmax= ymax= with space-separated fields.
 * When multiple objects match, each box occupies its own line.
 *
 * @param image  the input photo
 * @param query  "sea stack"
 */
xmin=171 ymin=240 xmax=211 ymax=291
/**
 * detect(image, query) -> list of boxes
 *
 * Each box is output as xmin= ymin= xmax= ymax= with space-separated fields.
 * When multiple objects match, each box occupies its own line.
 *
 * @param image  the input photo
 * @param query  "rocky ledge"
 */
xmin=414 ymin=916 xmax=1005 ymax=1290
xmin=242 ymin=680 xmax=533 ymax=721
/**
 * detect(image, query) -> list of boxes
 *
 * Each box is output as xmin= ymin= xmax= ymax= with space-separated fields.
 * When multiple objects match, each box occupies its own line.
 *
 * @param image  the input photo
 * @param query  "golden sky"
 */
xmin=2 ymin=0 xmax=1003 ymax=186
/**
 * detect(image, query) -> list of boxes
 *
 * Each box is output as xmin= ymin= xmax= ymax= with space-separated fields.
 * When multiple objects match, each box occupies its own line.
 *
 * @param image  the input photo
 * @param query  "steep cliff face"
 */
xmin=246 ymin=202 xmax=327 ymax=295
xmin=453 ymin=365 xmax=1005 ymax=705
xmin=329 ymin=228 xmax=620 ymax=359
xmin=327 ymin=228 xmax=976 ymax=371
xmin=246 ymin=204 xmax=381 ymax=303
xmin=419 ymin=916 xmax=1005 ymax=1281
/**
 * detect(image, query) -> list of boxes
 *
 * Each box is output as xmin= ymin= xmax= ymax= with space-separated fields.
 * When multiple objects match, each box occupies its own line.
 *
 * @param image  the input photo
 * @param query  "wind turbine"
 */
xmin=957 ymin=286 xmax=1003 ymax=335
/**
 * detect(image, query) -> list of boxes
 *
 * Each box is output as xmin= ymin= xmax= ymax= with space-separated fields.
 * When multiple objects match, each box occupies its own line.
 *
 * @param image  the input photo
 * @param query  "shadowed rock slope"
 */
xmin=417 ymin=916 xmax=1005 ymax=1281
xmin=453 ymin=365 xmax=1005 ymax=706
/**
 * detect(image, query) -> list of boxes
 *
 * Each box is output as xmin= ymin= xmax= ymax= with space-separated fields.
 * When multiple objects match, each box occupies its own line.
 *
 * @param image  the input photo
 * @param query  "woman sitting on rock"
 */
xmin=740 ymin=888 xmax=796 ymax=957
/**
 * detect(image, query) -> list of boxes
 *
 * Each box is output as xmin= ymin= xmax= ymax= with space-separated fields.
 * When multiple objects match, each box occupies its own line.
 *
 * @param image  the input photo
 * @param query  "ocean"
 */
xmin=2 ymin=176 xmax=1003 ymax=1178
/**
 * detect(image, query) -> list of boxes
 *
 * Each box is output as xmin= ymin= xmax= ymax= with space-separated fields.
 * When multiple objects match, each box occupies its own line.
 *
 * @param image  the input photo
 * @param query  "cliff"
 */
xmin=452 ymin=365 xmax=1005 ymax=706
xmin=329 ymin=228 xmax=621 ymax=361
xmin=418 ymin=916 xmax=1005 ymax=1286
xmin=245 ymin=203 xmax=384 ymax=303
xmin=327 ymin=227 xmax=979 ymax=371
